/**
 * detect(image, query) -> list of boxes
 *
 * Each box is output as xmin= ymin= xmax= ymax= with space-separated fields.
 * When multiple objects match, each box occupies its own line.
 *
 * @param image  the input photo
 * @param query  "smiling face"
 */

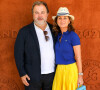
xmin=33 ymin=4 xmax=48 ymax=26
xmin=57 ymin=16 xmax=70 ymax=29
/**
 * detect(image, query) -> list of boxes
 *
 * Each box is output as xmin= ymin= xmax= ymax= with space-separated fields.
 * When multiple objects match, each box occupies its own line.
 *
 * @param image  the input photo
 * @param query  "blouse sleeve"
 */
xmin=71 ymin=32 xmax=80 ymax=46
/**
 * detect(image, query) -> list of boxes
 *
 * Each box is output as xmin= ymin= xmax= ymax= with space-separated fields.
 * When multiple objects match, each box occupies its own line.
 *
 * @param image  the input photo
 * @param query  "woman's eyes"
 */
xmin=64 ymin=18 xmax=67 ymax=19
xmin=58 ymin=18 xmax=61 ymax=19
xmin=58 ymin=17 xmax=67 ymax=19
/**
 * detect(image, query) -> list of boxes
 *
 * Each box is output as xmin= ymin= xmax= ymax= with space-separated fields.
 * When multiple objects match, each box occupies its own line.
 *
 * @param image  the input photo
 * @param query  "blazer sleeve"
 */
xmin=14 ymin=29 xmax=26 ymax=77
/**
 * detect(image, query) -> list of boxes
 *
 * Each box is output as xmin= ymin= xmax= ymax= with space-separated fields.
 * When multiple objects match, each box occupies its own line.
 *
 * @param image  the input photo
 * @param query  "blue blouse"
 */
xmin=55 ymin=30 xmax=80 ymax=65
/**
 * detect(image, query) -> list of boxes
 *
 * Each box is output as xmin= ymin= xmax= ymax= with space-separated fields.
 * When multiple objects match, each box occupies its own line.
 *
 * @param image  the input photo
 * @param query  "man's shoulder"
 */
xmin=18 ymin=22 xmax=34 ymax=34
xmin=16 ymin=22 xmax=34 ymax=37
xmin=20 ymin=22 xmax=33 ymax=31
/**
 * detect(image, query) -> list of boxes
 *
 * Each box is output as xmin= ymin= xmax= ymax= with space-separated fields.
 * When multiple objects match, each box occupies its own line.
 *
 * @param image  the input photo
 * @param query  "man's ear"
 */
xmin=47 ymin=13 xmax=49 ymax=17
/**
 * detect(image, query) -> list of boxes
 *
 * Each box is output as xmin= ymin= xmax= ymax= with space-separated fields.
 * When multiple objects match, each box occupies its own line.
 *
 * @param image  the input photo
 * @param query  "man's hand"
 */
xmin=21 ymin=74 xmax=30 ymax=86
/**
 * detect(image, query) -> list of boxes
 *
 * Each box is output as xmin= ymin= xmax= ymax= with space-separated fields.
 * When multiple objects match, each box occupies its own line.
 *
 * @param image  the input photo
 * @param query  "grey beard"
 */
xmin=34 ymin=20 xmax=46 ymax=26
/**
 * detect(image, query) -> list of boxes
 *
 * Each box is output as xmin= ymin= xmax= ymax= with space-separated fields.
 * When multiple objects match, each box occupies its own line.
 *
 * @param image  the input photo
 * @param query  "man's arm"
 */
xmin=14 ymin=29 xmax=30 ymax=86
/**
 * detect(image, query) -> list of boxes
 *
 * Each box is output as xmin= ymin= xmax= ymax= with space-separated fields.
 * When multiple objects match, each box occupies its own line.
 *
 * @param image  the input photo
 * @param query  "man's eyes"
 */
xmin=41 ymin=12 xmax=45 ymax=14
xmin=35 ymin=12 xmax=39 ymax=14
xmin=34 ymin=12 xmax=45 ymax=14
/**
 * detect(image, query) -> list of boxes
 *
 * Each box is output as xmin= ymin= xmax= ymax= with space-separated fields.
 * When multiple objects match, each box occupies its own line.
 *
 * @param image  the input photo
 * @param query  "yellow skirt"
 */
xmin=52 ymin=63 xmax=78 ymax=90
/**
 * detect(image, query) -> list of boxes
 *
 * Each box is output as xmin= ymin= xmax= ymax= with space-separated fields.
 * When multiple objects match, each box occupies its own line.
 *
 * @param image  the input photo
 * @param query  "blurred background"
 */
xmin=0 ymin=0 xmax=100 ymax=90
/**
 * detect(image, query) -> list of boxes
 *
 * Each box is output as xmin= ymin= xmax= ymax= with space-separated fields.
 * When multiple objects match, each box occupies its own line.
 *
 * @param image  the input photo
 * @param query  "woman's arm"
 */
xmin=73 ymin=45 xmax=84 ymax=85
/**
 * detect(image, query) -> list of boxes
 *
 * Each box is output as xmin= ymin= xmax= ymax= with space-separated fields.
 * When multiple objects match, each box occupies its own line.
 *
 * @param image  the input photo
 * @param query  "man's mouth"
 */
xmin=38 ymin=18 xmax=43 ymax=20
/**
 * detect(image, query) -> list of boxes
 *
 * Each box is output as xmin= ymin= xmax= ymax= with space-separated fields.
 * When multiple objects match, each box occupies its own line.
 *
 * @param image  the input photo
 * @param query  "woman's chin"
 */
xmin=60 ymin=26 xmax=67 ymax=28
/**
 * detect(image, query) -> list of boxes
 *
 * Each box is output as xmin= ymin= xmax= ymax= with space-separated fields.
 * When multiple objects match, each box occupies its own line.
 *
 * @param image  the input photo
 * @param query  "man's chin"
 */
xmin=35 ymin=21 xmax=46 ymax=26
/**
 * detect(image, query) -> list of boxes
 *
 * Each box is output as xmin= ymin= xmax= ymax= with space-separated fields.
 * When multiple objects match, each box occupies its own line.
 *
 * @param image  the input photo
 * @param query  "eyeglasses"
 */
xmin=43 ymin=31 xmax=49 ymax=41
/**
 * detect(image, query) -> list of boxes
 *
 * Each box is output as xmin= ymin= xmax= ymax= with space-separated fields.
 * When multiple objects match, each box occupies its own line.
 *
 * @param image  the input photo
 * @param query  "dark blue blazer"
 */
xmin=14 ymin=22 xmax=55 ymax=86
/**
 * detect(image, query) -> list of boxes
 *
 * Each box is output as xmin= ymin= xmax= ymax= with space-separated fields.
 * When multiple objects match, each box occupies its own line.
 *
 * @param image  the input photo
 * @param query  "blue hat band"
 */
xmin=57 ymin=13 xmax=70 ymax=16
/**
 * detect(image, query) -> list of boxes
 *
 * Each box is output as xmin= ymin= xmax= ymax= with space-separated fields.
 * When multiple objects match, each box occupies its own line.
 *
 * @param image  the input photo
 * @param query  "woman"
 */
xmin=52 ymin=7 xmax=84 ymax=90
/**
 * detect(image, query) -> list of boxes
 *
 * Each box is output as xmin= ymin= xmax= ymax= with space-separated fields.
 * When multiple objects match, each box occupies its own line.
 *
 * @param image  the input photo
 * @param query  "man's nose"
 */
xmin=38 ymin=13 xmax=42 ymax=17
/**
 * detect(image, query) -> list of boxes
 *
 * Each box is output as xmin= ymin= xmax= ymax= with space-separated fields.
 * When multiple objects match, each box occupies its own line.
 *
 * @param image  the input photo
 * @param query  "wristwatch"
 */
xmin=78 ymin=73 xmax=83 ymax=75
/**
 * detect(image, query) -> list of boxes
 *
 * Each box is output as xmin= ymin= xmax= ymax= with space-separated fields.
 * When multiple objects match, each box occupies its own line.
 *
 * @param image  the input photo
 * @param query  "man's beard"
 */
xmin=34 ymin=18 xmax=47 ymax=26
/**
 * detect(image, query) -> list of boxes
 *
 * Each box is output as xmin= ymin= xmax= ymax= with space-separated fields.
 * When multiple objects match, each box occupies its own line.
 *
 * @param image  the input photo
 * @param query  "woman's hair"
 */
xmin=53 ymin=16 xmax=75 ymax=36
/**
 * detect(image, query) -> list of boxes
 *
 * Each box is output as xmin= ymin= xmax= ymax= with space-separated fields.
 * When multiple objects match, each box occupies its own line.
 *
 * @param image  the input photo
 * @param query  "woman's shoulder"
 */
xmin=69 ymin=31 xmax=80 ymax=45
xmin=70 ymin=31 xmax=79 ymax=36
xmin=69 ymin=31 xmax=80 ymax=39
xmin=70 ymin=31 xmax=77 ymax=35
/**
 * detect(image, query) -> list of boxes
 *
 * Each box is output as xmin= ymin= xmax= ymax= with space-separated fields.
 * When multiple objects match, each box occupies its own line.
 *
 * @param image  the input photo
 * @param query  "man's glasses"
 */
xmin=43 ymin=31 xmax=49 ymax=41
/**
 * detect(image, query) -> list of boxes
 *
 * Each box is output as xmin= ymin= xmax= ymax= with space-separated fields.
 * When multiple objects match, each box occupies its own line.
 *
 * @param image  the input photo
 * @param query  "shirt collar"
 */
xmin=58 ymin=30 xmax=69 ymax=38
xmin=45 ymin=24 xmax=49 ymax=31
xmin=34 ymin=22 xmax=49 ymax=31
xmin=63 ymin=30 xmax=69 ymax=34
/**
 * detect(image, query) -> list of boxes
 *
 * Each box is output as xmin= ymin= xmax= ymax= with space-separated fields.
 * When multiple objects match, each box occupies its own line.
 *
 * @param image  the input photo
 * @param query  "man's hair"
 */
xmin=32 ymin=1 xmax=49 ymax=13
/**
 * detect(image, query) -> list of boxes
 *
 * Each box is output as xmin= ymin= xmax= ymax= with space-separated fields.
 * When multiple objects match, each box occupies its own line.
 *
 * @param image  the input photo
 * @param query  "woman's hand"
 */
xmin=77 ymin=75 xmax=84 ymax=86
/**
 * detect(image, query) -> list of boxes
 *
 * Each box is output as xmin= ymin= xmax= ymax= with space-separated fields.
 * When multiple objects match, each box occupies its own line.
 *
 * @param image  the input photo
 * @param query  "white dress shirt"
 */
xmin=34 ymin=23 xmax=55 ymax=74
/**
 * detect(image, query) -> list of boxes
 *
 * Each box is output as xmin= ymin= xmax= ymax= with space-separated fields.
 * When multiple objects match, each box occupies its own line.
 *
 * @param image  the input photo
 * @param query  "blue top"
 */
xmin=55 ymin=30 xmax=80 ymax=65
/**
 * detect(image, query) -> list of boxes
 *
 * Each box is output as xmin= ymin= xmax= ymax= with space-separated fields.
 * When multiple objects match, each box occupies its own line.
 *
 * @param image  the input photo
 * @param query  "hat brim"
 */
xmin=52 ymin=15 xmax=74 ymax=21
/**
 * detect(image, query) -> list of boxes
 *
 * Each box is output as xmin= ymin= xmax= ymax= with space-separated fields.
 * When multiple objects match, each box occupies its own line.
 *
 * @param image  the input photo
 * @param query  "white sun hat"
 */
xmin=52 ymin=7 xmax=74 ymax=21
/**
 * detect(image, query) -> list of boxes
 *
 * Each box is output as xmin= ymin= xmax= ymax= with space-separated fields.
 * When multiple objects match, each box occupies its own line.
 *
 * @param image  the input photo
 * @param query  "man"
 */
xmin=14 ymin=1 xmax=55 ymax=90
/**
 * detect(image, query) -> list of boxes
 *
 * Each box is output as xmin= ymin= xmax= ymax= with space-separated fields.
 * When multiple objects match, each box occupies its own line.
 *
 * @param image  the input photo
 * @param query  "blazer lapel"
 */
xmin=48 ymin=23 xmax=55 ymax=46
xmin=29 ymin=22 xmax=55 ymax=53
xmin=29 ymin=22 xmax=40 ymax=54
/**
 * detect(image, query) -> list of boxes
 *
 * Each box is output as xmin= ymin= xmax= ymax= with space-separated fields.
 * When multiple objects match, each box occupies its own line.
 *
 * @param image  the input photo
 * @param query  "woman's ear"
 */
xmin=69 ymin=22 xmax=71 ymax=24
